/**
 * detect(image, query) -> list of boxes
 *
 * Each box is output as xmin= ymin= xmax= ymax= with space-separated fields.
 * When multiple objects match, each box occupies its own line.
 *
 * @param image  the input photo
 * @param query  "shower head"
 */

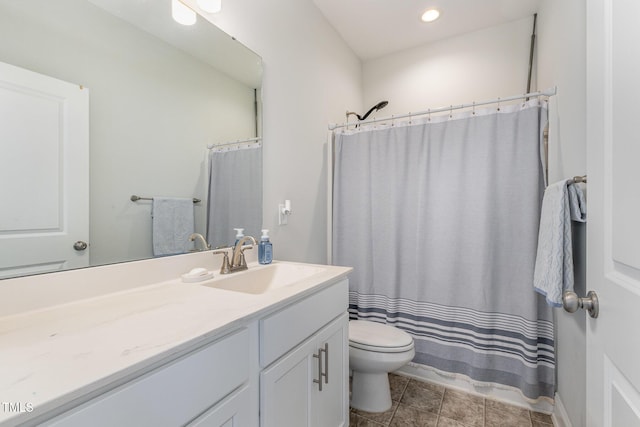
xmin=359 ymin=101 xmax=389 ymax=121
xmin=374 ymin=100 xmax=389 ymax=110
xmin=345 ymin=101 xmax=390 ymax=122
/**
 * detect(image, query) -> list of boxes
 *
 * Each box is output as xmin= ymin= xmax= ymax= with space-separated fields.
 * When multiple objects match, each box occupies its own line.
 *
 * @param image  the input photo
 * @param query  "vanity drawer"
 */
xmin=260 ymin=279 xmax=348 ymax=367
xmin=45 ymin=328 xmax=249 ymax=427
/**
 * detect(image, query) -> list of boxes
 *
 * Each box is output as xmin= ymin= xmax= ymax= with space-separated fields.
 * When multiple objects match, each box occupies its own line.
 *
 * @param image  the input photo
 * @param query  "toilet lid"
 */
xmin=349 ymin=320 xmax=414 ymax=353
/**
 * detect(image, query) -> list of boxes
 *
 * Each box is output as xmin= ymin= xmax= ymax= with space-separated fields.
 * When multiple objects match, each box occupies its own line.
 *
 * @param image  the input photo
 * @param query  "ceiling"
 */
xmin=312 ymin=0 xmax=541 ymax=61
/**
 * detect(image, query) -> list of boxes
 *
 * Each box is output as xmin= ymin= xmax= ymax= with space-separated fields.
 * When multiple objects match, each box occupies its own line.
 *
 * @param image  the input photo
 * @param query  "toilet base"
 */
xmin=350 ymin=371 xmax=392 ymax=413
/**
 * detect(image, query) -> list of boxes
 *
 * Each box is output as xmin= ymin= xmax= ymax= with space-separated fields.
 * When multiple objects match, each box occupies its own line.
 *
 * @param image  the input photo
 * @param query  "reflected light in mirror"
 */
xmin=172 ymin=0 xmax=197 ymax=25
xmin=197 ymin=0 xmax=222 ymax=14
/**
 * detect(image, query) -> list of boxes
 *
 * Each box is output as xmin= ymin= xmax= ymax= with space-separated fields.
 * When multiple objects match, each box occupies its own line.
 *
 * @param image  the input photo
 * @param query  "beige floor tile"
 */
xmin=485 ymin=399 xmax=532 ymax=427
xmin=351 ymin=376 xmax=556 ymax=427
xmin=400 ymin=380 xmax=445 ymax=414
xmin=439 ymin=389 xmax=484 ymax=427
xmin=350 ymin=410 xmax=387 ymax=426
xmin=390 ymin=373 xmax=411 ymax=402
xmin=532 ymin=421 xmax=554 ymax=427
xmin=437 ymin=415 xmax=474 ymax=427
xmin=389 ymin=403 xmax=438 ymax=427
xmin=530 ymin=411 xmax=554 ymax=425
xmin=353 ymin=400 xmax=399 ymax=425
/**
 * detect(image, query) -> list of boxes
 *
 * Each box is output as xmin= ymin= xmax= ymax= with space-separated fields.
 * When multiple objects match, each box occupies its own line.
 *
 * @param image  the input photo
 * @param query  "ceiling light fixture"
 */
xmin=172 ymin=0 xmax=197 ymax=25
xmin=197 ymin=0 xmax=222 ymax=13
xmin=421 ymin=8 xmax=440 ymax=23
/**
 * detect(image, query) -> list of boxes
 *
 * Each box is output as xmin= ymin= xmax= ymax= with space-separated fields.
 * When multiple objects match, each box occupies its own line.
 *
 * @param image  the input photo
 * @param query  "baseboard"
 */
xmin=552 ymin=393 xmax=573 ymax=427
xmin=396 ymin=362 xmax=555 ymax=414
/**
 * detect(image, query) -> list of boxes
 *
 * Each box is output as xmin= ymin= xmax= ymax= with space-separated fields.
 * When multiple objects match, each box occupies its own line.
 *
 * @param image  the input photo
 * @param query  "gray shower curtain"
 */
xmin=332 ymin=100 xmax=554 ymax=400
xmin=206 ymin=144 xmax=262 ymax=248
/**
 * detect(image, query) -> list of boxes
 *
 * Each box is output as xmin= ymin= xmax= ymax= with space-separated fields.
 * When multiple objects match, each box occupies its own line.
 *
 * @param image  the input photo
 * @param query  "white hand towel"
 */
xmin=152 ymin=197 xmax=195 ymax=257
xmin=533 ymin=180 xmax=586 ymax=306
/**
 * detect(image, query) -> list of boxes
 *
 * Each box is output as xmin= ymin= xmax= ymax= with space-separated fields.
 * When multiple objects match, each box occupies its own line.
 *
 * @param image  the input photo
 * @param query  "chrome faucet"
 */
xmin=189 ymin=233 xmax=211 ymax=251
xmin=211 ymin=236 xmax=257 ymax=274
xmin=230 ymin=236 xmax=257 ymax=272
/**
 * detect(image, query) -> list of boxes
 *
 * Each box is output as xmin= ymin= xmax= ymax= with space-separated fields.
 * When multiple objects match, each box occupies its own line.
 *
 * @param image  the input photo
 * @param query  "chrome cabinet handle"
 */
xmin=313 ymin=349 xmax=323 ymax=391
xmin=313 ymin=343 xmax=329 ymax=391
xmin=323 ymin=343 xmax=329 ymax=385
xmin=562 ymin=290 xmax=599 ymax=318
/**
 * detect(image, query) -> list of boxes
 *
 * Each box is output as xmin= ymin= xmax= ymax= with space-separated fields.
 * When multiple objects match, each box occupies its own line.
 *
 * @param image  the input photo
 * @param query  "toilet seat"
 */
xmin=349 ymin=320 xmax=414 ymax=353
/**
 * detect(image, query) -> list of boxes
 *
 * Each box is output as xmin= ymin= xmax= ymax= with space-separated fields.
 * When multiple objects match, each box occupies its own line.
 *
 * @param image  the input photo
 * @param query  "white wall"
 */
xmin=0 ymin=0 xmax=256 ymax=265
xmin=204 ymin=0 xmax=362 ymax=264
xmin=537 ymin=1 xmax=587 ymax=426
xmin=362 ymin=17 xmax=536 ymax=117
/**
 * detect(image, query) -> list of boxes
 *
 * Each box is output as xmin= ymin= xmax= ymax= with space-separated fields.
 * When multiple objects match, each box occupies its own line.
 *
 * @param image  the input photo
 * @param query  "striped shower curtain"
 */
xmin=332 ymin=99 xmax=554 ymax=400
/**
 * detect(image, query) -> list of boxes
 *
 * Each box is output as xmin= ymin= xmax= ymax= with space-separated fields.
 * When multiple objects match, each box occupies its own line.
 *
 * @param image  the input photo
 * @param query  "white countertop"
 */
xmin=0 ymin=258 xmax=351 ymax=426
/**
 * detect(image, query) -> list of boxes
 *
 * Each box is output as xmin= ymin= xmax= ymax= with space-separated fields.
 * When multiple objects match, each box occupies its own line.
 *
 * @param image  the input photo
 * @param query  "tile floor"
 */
xmin=350 ymin=374 xmax=555 ymax=427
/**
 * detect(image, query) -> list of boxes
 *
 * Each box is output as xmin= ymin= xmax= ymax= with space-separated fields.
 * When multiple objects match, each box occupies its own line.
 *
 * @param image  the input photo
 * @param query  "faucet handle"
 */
xmin=239 ymin=242 xmax=256 ymax=267
xmin=212 ymin=248 xmax=231 ymax=274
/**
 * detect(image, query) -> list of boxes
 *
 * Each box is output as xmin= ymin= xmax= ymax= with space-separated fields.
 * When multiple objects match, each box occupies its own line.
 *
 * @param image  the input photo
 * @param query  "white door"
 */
xmin=0 ymin=61 xmax=89 ymax=278
xmin=586 ymin=0 xmax=640 ymax=425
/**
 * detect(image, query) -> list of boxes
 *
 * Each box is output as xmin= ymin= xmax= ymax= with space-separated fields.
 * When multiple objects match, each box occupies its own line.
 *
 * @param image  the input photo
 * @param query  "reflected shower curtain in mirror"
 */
xmin=332 ymin=100 xmax=554 ymax=400
xmin=206 ymin=143 xmax=262 ymax=248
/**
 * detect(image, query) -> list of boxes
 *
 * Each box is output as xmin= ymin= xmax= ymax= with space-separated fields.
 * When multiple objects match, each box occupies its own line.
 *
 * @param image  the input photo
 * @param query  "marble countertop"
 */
xmin=0 ymin=259 xmax=351 ymax=426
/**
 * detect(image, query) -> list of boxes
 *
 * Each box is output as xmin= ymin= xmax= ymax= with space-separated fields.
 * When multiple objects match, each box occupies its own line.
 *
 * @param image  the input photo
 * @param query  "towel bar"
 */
xmin=130 ymin=195 xmax=201 ymax=203
xmin=572 ymin=175 xmax=587 ymax=184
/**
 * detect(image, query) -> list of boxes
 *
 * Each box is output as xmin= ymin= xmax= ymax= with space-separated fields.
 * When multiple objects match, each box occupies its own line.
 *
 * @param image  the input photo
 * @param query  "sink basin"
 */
xmin=202 ymin=262 xmax=326 ymax=294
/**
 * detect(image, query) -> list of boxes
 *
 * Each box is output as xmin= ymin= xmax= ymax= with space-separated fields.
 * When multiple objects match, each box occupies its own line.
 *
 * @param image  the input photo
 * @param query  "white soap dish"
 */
xmin=181 ymin=267 xmax=214 ymax=283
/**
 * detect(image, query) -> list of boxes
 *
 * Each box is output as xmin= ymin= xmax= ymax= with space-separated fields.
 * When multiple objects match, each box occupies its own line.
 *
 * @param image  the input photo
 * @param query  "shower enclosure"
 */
xmin=330 ymin=96 xmax=554 ymax=401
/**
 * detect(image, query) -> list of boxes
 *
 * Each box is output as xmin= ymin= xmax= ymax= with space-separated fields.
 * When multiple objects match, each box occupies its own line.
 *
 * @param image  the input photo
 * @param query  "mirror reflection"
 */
xmin=0 ymin=0 xmax=263 ymax=279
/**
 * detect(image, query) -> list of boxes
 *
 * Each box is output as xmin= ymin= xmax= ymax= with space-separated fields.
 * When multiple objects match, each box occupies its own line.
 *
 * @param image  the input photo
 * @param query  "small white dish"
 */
xmin=181 ymin=267 xmax=214 ymax=283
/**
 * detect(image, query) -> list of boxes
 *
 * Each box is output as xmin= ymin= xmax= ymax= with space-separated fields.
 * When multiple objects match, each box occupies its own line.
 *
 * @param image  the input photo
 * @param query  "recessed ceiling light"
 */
xmin=421 ymin=8 xmax=440 ymax=23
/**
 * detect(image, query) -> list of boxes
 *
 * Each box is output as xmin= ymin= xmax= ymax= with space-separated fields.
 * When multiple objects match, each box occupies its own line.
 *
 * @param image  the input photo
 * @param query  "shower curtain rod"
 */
xmin=207 ymin=136 xmax=261 ymax=149
xmin=328 ymin=87 xmax=557 ymax=131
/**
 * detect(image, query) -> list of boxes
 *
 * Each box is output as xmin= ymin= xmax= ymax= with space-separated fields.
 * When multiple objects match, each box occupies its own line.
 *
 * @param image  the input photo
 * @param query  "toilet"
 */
xmin=348 ymin=320 xmax=415 ymax=413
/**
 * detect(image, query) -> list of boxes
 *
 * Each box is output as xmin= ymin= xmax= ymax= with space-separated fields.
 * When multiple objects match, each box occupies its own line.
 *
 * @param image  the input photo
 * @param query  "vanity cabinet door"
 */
xmin=187 ymin=385 xmax=252 ymax=427
xmin=311 ymin=313 xmax=348 ymax=427
xmin=260 ymin=335 xmax=316 ymax=426
xmin=260 ymin=313 xmax=348 ymax=427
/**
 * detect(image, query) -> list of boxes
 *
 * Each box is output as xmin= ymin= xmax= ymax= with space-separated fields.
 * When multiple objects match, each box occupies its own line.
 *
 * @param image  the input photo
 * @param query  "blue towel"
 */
xmin=533 ymin=179 xmax=587 ymax=306
xmin=152 ymin=197 xmax=195 ymax=256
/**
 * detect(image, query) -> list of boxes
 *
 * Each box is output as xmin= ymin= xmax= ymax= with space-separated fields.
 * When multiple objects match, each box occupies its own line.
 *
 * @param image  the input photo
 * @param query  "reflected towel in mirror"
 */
xmin=152 ymin=197 xmax=195 ymax=256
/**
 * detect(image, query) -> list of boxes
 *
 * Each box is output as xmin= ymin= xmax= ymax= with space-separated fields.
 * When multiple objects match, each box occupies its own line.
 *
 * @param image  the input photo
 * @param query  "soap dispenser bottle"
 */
xmin=233 ymin=228 xmax=244 ymax=246
xmin=258 ymin=229 xmax=273 ymax=265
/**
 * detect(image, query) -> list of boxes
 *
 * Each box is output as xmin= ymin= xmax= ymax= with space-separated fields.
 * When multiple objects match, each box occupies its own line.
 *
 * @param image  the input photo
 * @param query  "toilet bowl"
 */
xmin=349 ymin=320 xmax=415 ymax=413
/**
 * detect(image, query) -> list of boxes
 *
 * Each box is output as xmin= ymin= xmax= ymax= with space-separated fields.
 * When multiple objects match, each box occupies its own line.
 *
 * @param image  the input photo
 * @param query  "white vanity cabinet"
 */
xmin=41 ymin=328 xmax=254 ymax=427
xmin=8 ymin=268 xmax=351 ymax=427
xmin=259 ymin=279 xmax=349 ymax=427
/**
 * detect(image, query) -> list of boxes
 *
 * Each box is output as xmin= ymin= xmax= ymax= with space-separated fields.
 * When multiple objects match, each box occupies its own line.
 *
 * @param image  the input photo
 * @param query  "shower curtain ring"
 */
xmin=449 ymin=105 xmax=453 ymax=119
xmin=428 ymin=108 xmax=431 ymax=122
xmin=391 ymin=114 xmax=395 ymax=127
xmin=497 ymin=98 xmax=501 ymax=112
xmin=409 ymin=112 xmax=412 ymax=125
xmin=472 ymin=102 xmax=476 ymax=115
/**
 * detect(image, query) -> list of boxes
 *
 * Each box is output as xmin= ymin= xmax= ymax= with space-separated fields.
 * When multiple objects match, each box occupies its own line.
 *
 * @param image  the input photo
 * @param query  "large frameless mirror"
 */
xmin=0 ymin=0 xmax=262 ymax=279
